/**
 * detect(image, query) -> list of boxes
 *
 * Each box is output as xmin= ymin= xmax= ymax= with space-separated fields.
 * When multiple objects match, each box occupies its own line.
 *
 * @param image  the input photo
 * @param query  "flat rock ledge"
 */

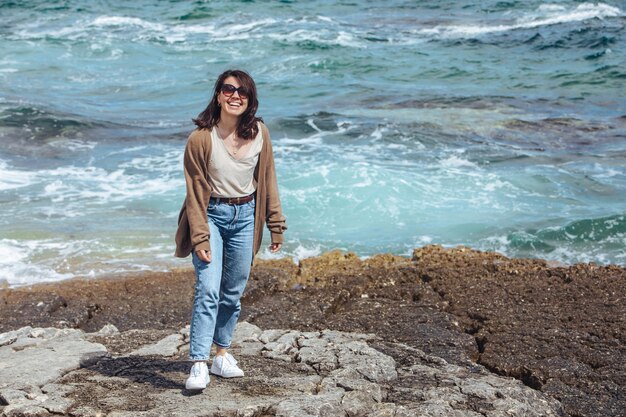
xmin=0 ymin=322 xmax=564 ymax=417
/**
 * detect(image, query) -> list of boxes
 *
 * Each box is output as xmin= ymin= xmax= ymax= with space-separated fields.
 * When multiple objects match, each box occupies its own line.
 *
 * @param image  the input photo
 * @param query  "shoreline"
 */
xmin=3 ymin=243 xmax=620 ymax=292
xmin=1 ymin=245 xmax=624 ymax=417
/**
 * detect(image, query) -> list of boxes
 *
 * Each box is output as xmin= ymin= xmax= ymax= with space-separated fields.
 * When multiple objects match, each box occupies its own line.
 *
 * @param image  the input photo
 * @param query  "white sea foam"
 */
xmin=0 ymin=239 xmax=74 ymax=287
xmin=477 ymin=234 xmax=511 ymax=254
xmin=166 ymin=18 xmax=276 ymax=43
xmin=293 ymin=244 xmax=323 ymax=262
xmin=277 ymin=119 xmax=357 ymax=149
xmin=418 ymin=3 xmax=622 ymax=38
xmin=0 ymin=235 xmax=189 ymax=287
xmin=91 ymin=16 xmax=165 ymax=31
xmin=538 ymin=5 xmax=566 ymax=13
xmin=0 ymin=160 xmax=36 ymax=191
xmin=119 ymin=149 xmax=181 ymax=173
xmin=220 ymin=18 xmax=277 ymax=35
xmin=439 ymin=155 xmax=478 ymax=169
xmin=483 ymin=179 xmax=509 ymax=192
xmin=306 ymin=118 xmax=323 ymax=133
xmin=9 ymin=11 xmax=360 ymax=49
xmin=49 ymin=139 xmax=97 ymax=151
xmin=370 ymin=125 xmax=388 ymax=140
xmin=267 ymin=29 xmax=364 ymax=48
xmin=402 ymin=236 xmax=435 ymax=256
xmin=13 ymin=23 xmax=80 ymax=40
xmin=38 ymin=163 xmax=183 ymax=205
xmin=264 ymin=243 xmax=327 ymax=266
xmin=112 ymin=16 xmax=277 ymax=43
xmin=589 ymin=163 xmax=624 ymax=179
xmin=317 ymin=16 xmax=335 ymax=23
xmin=0 ymin=239 xmax=26 ymax=264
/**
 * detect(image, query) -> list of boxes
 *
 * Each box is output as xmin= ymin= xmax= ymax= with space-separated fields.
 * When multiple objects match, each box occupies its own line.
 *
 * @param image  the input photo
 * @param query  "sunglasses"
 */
xmin=220 ymin=83 xmax=249 ymax=99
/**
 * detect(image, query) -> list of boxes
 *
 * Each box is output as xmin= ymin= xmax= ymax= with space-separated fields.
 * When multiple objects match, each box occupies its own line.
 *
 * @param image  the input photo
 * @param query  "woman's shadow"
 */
xmin=79 ymin=351 xmax=204 ymax=396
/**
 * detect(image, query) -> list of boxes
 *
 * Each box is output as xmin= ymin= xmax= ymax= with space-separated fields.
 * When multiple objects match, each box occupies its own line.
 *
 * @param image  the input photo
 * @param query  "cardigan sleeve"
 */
xmin=183 ymin=130 xmax=212 ymax=253
xmin=262 ymin=125 xmax=288 ymax=243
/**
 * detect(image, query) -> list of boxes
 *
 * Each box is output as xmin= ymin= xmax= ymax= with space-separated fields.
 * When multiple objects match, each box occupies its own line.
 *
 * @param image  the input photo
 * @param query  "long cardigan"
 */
xmin=174 ymin=122 xmax=287 ymax=262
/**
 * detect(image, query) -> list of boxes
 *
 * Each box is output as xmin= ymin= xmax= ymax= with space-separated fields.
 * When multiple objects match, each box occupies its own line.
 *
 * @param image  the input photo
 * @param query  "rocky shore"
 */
xmin=1 ymin=245 xmax=624 ymax=417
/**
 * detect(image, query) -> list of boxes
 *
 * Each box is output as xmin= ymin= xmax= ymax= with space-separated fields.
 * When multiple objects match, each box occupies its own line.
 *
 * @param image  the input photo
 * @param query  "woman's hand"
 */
xmin=269 ymin=242 xmax=282 ymax=253
xmin=196 ymin=249 xmax=212 ymax=263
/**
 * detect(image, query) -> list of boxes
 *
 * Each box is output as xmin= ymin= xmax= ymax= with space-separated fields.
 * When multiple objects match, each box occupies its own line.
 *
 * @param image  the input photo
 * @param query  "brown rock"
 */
xmin=0 ymin=246 xmax=624 ymax=417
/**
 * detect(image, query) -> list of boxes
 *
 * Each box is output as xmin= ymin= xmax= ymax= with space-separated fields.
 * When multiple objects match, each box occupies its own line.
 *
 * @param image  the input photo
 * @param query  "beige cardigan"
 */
xmin=174 ymin=122 xmax=287 ymax=261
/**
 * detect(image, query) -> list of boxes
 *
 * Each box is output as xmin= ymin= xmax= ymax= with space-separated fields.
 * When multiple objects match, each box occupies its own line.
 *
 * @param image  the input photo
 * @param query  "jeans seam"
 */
xmin=189 ymin=261 xmax=204 ymax=360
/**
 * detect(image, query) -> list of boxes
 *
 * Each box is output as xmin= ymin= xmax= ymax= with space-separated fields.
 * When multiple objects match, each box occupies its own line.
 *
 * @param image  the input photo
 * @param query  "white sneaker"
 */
xmin=185 ymin=362 xmax=209 ymax=390
xmin=210 ymin=353 xmax=244 ymax=378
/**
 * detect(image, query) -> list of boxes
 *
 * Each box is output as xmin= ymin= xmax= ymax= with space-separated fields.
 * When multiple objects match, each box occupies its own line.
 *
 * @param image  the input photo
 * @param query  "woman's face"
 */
xmin=218 ymin=76 xmax=249 ymax=118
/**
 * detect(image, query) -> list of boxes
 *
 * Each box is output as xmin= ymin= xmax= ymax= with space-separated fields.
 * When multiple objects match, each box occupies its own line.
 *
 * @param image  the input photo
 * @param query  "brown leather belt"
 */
xmin=210 ymin=194 xmax=254 ymax=205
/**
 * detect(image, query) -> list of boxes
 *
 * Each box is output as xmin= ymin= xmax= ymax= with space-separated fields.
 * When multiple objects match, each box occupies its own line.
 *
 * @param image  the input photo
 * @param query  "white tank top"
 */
xmin=208 ymin=124 xmax=264 ymax=198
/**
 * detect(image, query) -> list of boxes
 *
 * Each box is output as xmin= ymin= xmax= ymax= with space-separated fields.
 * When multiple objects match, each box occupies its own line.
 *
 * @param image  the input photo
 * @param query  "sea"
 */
xmin=1 ymin=0 xmax=625 ymax=286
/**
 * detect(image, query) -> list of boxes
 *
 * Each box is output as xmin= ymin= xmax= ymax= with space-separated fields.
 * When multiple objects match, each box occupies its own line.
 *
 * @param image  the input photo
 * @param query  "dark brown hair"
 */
xmin=192 ymin=69 xmax=262 ymax=140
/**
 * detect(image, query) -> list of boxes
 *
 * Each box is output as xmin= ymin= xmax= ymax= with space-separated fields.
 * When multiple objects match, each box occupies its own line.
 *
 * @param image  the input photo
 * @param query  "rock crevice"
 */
xmin=0 ymin=321 xmax=565 ymax=417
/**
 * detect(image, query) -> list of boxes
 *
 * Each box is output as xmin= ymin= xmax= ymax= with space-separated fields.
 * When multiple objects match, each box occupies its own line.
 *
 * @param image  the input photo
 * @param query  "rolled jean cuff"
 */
xmin=213 ymin=339 xmax=231 ymax=349
xmin=189 ymin=356 xmax=209 ymax=361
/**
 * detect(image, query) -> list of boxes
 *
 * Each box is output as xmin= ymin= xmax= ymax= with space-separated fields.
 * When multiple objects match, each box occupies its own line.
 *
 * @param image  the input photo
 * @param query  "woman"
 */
xmin=175 ymin=69 xmax=287 ymax=390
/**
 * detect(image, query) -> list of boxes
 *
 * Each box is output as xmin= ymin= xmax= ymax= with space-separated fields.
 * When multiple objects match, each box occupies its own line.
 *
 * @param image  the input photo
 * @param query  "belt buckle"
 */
xmin=234 ymin=197 xmax=241 ymax=205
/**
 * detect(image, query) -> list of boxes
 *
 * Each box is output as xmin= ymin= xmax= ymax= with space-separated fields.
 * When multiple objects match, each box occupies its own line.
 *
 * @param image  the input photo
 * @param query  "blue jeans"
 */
xmin=188 ymin=196 xmax=255 ymax=361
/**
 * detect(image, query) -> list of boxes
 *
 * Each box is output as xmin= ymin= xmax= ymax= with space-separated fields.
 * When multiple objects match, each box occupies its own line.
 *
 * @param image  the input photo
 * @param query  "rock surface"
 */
xmin=0 ymin=327 xmax=106 ymax=416
xmin=0 ymin=245 xmax=624 ymax=417
xmin=0 ymin=322 xmax=563 ymax=417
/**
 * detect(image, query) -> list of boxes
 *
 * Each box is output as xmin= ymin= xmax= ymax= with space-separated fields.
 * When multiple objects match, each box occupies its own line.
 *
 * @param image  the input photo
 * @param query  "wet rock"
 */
xmin=408 ymin=245 xmax=624 ymax=417
xmin=0 ymin=246 xmax=622 ymax=417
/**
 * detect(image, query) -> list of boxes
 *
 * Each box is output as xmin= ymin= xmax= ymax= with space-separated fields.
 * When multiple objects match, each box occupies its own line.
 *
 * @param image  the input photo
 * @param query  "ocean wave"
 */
xmin=9 ymin=12 xmax=353 ymax=47
xmin=267 ymin=29 xmax=364 ymax=48
xmin=11 ymin=15 xmax=166 ymax=41
xmin=90 ymin=15 xmax=165 ymax=31
xmin=0 ymin=236 xmax=183 ymax=287
xmin=542 ymin=214 xmax=626 ymax=242
xmin=38 ymin=163 xmax=182 ymax=205
xmin=164 ymin=18 xmax=276 ymax=42
xmin=256 ymin=241 xmax=323 ymax=263
xmin=7 ymin=11 xmax=364 ymax=48
xmin=0 ymin=238 xmax=74 ymax=286
xmin=0 ymin=144 xmax=182 ymax=210
xmin=418 ymin=3 xmax=622 ymax=38
xmin=439 ymin=154 xmax=478 ymax=169
xmin=0 ymin=105 xmax=106 ymax=140
xmin=479 ymin=213 xmax=626 ymax=265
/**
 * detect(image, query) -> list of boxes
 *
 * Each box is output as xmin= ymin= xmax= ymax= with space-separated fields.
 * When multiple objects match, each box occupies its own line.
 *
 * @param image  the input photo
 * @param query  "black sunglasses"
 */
xmin=220 ymin=83 xmax=249 ymax=99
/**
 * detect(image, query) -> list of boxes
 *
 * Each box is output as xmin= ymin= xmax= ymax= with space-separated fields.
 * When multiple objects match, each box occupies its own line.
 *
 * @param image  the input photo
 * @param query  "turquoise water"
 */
xmin=1 ymin=1 xmax=625 ymax=286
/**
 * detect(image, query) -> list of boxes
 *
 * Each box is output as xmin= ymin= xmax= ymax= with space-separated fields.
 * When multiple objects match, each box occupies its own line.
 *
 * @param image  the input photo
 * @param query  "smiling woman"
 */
xmin=174 ymin=69 xmax=287 ymax=391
